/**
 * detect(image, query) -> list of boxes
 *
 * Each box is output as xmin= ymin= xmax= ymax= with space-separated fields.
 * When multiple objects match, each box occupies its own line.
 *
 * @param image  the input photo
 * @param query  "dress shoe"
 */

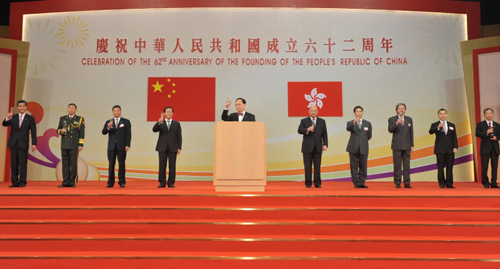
xmin=491 ymin=185 xmax=499 ymax=189
xmin=119 ymin=184 xmax=125 ymax=188
xmin=439 ymin=185 xmax=445 ymax=188
xmin=354 ymin=186 xmax=359 ymax=188
xmin=17 ymin=185 xmax=26 ymax=188
xmin=106 ymin=185 xmax=113 ymax=188
xmin=395 ymin=185 xmax=401 ymax=188
xmin=158 ymin=185 xmax=166 ymax=188
xmin=446 ymin=185 xmax=455 ymax=189
xmin=314 ymin=185 xmax=321 ymax=188
xmin=8 ymin=185 xmax=18 ymax=188
xmin=358 ymin=185 xmax=368 ymax=188
xmin=484 ymin=185 xmax=490 ymax=189
xmin=306 ymin=185 xmax=311 ymax=188
xmin=168 ymin=185 xmax=175 ymax=188
xmin=58 ymin=184 xmax=66 ymax=188
xmin=404 ymin=185 xmax=412 ymax=188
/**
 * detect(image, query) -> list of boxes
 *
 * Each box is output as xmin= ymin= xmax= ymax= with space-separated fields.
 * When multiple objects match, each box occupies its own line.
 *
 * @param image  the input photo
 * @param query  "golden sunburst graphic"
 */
xmin=55 ymin=16 xmax=90 ymax=49
xmin=406 ymin=13 xmax=467 ymax=67
xmin=24 ymin=19 xmax=63 ymax=76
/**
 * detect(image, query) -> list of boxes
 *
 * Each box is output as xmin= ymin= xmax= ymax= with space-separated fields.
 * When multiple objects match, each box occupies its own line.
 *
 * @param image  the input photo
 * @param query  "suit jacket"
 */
xmin=388 ymin=115 xmax=414 ymax=151
xmin=102 ymin=118 xmax=131 ymax=151
xmin=346 ymin=119 xmax=372 ymax=155
xmin=2 ymin=113 xmax=37 ymax=150
xmin=298 ymin=117 xmax=328 ymax=153
xmin=475 ymin=120 xmax=500 ymax=155
xmin=221 ymin=110 xmax=256 ymax=121
xmin=57 ymin=115 xmax=85 ymax=149
xmin=429 ymin=121 xmax=458 ymax=154
xmin=153 ymin=120 xmax=182 ymax=153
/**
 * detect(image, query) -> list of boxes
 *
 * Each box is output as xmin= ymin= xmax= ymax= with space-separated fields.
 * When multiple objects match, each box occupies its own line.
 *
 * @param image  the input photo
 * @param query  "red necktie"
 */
xmin=19 ymin=115 xmax=23 ymax=128
xmin=490 ymin=122 xmax=493 ymax=128
xmin=238 ymin=113 xmax=243 ymax=116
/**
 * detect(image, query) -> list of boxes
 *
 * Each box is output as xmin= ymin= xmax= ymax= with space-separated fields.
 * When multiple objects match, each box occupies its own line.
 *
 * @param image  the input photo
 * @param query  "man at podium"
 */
xmin=298 ymin=105 xmax=328 ymax=188
xmin=221 ymin=97 xmax=255 ymax=122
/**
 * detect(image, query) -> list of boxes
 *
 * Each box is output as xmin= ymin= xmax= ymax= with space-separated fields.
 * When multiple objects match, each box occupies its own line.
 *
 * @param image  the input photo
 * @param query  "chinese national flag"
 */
xmin=147 ymin=77 xmax=215 ymax=121
xmin=288 ymin=81 xmax=343 ymax=117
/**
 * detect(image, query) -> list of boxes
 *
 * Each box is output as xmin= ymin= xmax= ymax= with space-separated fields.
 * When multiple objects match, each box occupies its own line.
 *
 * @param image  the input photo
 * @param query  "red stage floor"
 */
xmin=0 ymin=181 xmax=498 ymax=197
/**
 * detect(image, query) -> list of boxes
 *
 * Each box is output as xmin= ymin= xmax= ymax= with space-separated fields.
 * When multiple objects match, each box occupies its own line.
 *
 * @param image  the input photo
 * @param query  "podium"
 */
xmin=214 ymin=122 xmax=266 ymax=192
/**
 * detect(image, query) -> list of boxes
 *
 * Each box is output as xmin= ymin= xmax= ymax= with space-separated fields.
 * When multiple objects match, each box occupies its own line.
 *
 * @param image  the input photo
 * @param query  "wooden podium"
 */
xmin=214 ymin=122 xmax=266 ymax=192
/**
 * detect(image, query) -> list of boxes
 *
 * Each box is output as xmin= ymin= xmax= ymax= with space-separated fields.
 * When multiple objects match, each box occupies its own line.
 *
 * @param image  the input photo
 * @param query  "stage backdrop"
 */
xmin=21 ymin=8 xmax=474 ymax=182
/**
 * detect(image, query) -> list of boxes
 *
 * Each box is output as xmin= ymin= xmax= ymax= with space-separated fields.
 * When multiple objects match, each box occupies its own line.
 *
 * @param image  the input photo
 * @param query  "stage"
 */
xmin=0 ymin=180 xmax=498 ymax=196
xmin=0 ymin=181 xmax=499 ymax=268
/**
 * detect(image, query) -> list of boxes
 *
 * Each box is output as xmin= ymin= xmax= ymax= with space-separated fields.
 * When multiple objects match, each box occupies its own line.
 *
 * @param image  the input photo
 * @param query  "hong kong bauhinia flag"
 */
xmin=288 ymin=81 xmax=343 ymax=117
xmin=147 ymin=77 xmax=215 ymax=121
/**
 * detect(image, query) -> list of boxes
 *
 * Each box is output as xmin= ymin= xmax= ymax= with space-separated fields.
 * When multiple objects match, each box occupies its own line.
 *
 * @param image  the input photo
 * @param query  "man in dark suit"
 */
xmin=388 ymin=103 xmax=414 ymax=188
xmin=475 ymin=108 xmax=500 ymax=188
xmin=346 ymin=106 xmax=372 ymax=188
xmin=57 ymin=103 xmax=85 ymax=188
xmin=221 ymin=97 xmax=255 ymax=122
xmin=429 ymin=108 xmax=458 ymax=188
xmin=153 ymin=106 xmax=182 ymax=188
xmin=298 ymin=105 xmax=328 ymax=188
xmin=2 ymin=100 xmax=37 ymax=187
xmin=102 ymin=105 xmax=131 ymax=188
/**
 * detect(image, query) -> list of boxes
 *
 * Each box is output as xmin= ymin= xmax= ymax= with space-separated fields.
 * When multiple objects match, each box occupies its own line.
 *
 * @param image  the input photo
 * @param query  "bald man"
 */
xmin=298 ymin=105 xmax=328 ymax=188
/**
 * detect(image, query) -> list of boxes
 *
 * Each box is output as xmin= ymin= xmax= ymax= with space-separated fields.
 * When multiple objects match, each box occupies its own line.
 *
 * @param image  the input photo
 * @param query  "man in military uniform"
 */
xmin=57 ymin=103 xmax=85 ymax=187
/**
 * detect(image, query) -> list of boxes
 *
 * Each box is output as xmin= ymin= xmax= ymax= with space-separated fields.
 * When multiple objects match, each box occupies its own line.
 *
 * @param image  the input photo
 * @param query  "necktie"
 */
xmin=358 ymin=120 xmax=362 ymax=130
xmin=19 ymin=115 xmax=23 ymax=128
xmin=490 ymin=121 xmax=493 ymax=128
xmin=115 ymin=119 xmax=119 ymax=127
xmin=167 ymin=120 xmax=171 ymax=130
xmin=238 ymin=113 xmax=243 ymax=116
xmin=401 ymin=117 xmax=404 ymax=125
xmin=443 ymin=121 xmax=447 ymax=135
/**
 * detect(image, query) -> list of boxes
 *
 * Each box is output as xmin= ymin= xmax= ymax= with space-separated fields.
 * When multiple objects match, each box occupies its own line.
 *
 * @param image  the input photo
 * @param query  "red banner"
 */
xmin=288 ymin=81 xmax=343 ymax=117
xmin=147 ymin=77 xmax=215 ymax=121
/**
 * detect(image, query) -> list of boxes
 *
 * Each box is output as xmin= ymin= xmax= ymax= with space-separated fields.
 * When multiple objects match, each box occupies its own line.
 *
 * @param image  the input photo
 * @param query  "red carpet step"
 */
xmin=0 ymin=181 xmax=499 ymax=268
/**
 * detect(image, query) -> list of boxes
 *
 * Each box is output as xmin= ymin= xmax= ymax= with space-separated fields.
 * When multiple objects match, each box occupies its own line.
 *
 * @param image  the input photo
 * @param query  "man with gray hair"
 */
xmin=388 ymin=103 xmax=414 ymax=188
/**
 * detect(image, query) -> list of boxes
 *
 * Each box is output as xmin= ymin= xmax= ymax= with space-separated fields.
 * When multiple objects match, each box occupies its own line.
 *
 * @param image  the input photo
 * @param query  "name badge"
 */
xmin=449 ymin=127 xmax=454 ymax=130
xmin=364 ymin=127 xmax=369 ymax=131
xmin=408 ymin=124 xmax=411 ymax=127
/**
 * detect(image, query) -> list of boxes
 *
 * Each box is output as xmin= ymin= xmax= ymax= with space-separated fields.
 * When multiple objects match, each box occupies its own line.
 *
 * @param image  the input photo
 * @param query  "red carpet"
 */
xmin=0 ymin=181 xmax=499 ymax=268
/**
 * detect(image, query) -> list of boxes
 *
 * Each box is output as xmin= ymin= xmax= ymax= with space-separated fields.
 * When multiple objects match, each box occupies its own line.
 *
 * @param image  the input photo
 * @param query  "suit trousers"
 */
xmin=9 ymin=146 xmax=28 ymax=186
xmin=158 ymin=150 xmax=177 ymax=186
xmin=436 ymin=153 xmax=454 ymax=187
xmin=481 ymin=152 xmax=499 ymax=187
xmin=349 ymin=151 xmax=368 ymax=187
xmin=61 ymin=149 xmax=78 ymax=186
xmin=107 ymin=148 xmax=127 ymax=186
xmin=303 ymin=147 xmax=322 ymax=187
xmin=393 ymin=150 xmax=411 ymax=186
